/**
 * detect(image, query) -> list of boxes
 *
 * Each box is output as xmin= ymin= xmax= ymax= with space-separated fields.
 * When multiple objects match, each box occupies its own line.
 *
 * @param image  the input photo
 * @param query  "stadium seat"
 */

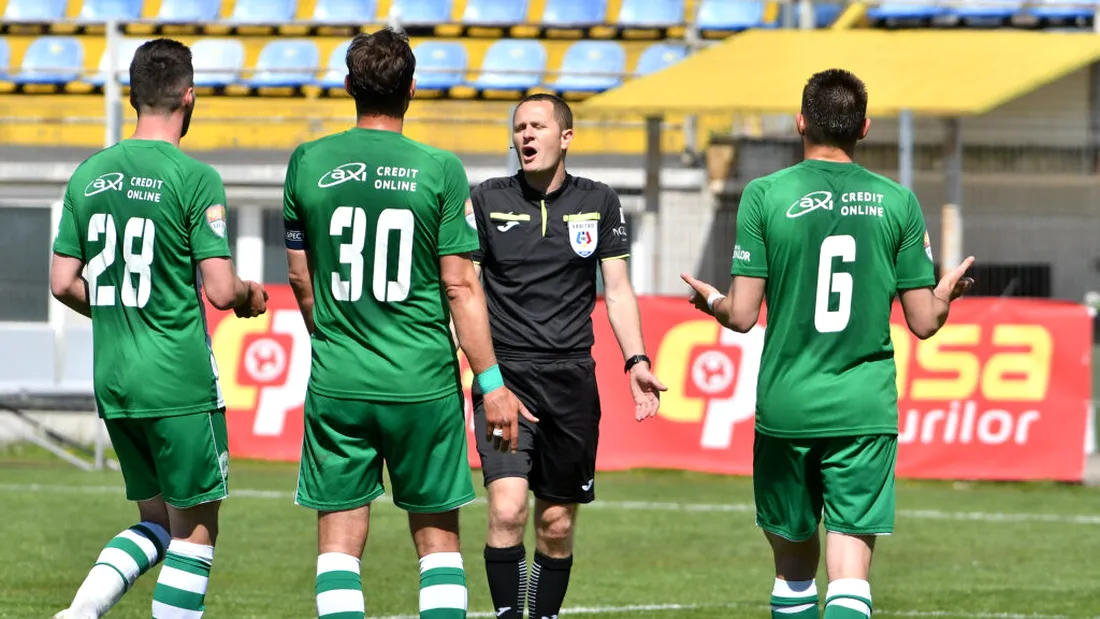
xmin=542 ymin=0 xmax=607 ymax=26
xmin=618 ymin=0 xmax=684 ymax=27
xmin=157 ymin=0 xmax=222 ymax=22
xmin=470 ymin=39 xmax=546 ymax=91
xmin=389 ymin=0 xmax=452 ymax=25
xmin=463 ymin=0 xmax=527 ymax=25
xmin=191 ymin=38 xmax=245 ymax=88
xmin=318 ymin=39 xmax=350 ymax=89
xmin=0 ymin=39 xmax=10 ymax=84
xmin=248 ymin=40 xmax=320 ymax=88
xmin=313 ymin=0 xmax=378 ymax=23
xmin=814 ymin=3 xmax=844 ymax=27
xmin=1028 ymin=0 xmax=1093 ymax=21
xmin=696 ymin=0 xmax=768 ymax=31
xmin=13 ymin=37 xmax=83 ymax=84
xmin=950 ymin=0 xmax=1022 ymax=24
xmin=412 ymin=41 xmax=467 ymax=90
xmin=78 ymin=0 xmax=143 ymax=21
xmin=3 ymin=0 xmax=67 ymax=21
xmin=88 ymin=37 xmax=146 ymax=87
xmin=230 ymin=0 xmax=298 ymax=23
xmin=634 ymin=43 xmax=686 ymax=76
xmin=553 ymin=41 xmax=625 ymax=93
xmin=866 ymin=2 xmax=947 ymax=22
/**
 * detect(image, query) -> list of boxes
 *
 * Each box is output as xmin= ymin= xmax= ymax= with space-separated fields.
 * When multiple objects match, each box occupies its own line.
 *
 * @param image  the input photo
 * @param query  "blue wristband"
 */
xmin=476 ymin=364 xmax=505 ymax=394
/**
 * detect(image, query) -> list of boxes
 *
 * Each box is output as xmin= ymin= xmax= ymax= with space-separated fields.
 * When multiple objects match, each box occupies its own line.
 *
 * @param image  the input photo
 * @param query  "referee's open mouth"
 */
xmin=520 ymin=145 xmax=538 ymax=165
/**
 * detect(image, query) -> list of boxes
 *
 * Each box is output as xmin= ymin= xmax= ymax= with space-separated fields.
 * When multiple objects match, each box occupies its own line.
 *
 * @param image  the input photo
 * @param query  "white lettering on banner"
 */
xmin=898 ymin=401 xmax=1041 ymax=445
xmin=696 ymin=325 xmax=765 ymax=449
xmin=251 ymin=310 xmax=311 ymax=436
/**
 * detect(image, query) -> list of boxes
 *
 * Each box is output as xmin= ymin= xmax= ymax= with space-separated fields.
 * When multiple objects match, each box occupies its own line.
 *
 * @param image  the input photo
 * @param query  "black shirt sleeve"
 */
xmin=471 ymin=188 xmax=488 ymax=264
xmin=598 ymin=187 xmax=630 ymax=261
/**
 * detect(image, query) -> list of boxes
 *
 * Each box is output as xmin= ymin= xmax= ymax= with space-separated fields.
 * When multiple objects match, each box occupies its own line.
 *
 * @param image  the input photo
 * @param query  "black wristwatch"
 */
xmin=624 ymin=354 xmax=651 ymax=373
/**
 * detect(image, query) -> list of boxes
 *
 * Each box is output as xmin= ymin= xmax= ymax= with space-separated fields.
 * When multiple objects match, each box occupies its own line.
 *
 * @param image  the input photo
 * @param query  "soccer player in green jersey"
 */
xmin=682 ymin=69 xmax=975 ymax=619
xmin=49 ymin=39 xmax=267 ymax=619
xmin=282 ymin=29 xmax=531 ymax=619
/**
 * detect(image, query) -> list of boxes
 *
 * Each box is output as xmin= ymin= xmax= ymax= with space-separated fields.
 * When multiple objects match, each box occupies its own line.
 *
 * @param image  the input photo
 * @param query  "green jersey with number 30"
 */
xmin=52 ymin=139 xmax=231 ymax=419
xmin=283 ymin=128 xmax=478 ymax=402
xmin=731 ymin=159 xmax=936 ymax=438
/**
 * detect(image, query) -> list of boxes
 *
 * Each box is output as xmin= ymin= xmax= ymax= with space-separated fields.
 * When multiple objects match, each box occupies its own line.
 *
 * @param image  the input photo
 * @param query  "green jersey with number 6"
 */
xmin=283 ymin=128 xmax=478 ymax=402
xmin=731 ymin=159 xmax=936 ymax=438
xmin=52 ymin=139 xmax=231 ymax=419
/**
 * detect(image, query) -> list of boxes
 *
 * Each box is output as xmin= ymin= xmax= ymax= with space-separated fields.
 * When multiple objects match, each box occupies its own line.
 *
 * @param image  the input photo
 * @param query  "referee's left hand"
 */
xmin=629 ymin=363 xmax=667 ymax=422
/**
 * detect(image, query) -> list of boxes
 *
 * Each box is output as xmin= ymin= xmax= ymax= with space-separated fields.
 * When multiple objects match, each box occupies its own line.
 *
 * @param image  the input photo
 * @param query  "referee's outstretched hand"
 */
xmin=630 ymin=363 xmax=667 ymax=422
xmin=483 ymin=387 xmax=539 ymax=454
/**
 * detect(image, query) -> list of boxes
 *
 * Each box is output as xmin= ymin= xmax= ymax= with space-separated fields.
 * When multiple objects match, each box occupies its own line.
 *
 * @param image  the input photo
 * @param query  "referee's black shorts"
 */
xmin=472 ymin=352 xmax=601 ymax=504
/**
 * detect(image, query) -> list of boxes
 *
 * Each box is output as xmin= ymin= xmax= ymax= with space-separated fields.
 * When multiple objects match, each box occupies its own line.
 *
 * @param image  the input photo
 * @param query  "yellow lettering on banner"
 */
xmin=210 ymin=312 xmax=272 ymax=412
xmin=654 ymin=320 xmax=722 ymax=423
xmin=983 ymin=325 xmax=1052 ymax=401
xmin=911 ymin=324 xmax=981 ymax=401
xmin=890 ymin=324 xmax=912 ymax=399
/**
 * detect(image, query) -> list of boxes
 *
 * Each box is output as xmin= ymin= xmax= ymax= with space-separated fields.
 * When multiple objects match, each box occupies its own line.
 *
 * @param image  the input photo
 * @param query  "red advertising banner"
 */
xmin=208 ymin=287 xmax=1093 ymax=482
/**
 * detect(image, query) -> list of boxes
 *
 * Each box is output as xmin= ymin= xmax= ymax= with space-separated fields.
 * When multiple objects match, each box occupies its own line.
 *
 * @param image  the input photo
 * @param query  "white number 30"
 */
xmin=814 ymin=234 xmax=855 ymax=333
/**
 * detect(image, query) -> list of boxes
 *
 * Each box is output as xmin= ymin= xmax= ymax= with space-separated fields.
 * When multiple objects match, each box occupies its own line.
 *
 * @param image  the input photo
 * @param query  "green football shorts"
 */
xmin=753 ymin=432 xmax=897 ymax=541
xmin=295 ymin=389 xmax=476 ymax=513
xmin=105 ymin=410 xmax=230 ymax=509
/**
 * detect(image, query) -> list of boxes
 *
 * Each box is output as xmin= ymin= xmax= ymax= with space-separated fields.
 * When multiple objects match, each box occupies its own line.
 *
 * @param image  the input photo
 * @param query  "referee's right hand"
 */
xmin=483 ymin=387 xmax=538 ymax=454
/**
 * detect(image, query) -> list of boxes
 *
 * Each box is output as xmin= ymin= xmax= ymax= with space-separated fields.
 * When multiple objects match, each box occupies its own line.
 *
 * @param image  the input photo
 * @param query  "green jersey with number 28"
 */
xmin=731 ymin=159 xmax=936 ymax=438
xmin=283 ymin=128 xmax=478 ymax=402
xmin=52 ymin=140 xmax=231 ymax=419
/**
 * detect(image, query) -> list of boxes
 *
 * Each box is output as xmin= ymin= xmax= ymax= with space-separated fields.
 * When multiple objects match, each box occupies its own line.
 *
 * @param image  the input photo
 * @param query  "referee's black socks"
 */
xmin=484 ymin=544 xmax=527 ymax=619
xmin=528 ymin=551 xmax=573 ymax=619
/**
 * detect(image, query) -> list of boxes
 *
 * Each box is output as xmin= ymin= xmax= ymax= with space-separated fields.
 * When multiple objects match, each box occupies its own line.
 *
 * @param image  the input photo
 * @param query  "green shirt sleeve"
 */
xmin=436 ymin=152 xmax=479 ymax=257
xmin=896 ymin=190 xmax=937 ymax=290
xmin=52 ymin=184 xmax=83 ymax=259
xmin=187 ymin=165 xmax=232 ymax=262
xmin=730 ymin=179 xmax=768 ymax=278
xmin=283 ymin=146 xmax=307 ymax=250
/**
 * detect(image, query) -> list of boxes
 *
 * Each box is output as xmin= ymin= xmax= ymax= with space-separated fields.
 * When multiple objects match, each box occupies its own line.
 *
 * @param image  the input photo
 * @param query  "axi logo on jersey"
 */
xmin=84 ymin=172 xmax=124 ymax=197
xmin=787 ymin=190 xmax=833 ymax=218
xmin=318 ymin=162 xmax=368 ymax=188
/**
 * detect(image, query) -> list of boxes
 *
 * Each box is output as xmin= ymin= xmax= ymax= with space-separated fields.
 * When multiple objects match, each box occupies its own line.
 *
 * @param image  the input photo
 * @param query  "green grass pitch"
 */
xmin=1 ymin=447 xmax=1099 ymax=619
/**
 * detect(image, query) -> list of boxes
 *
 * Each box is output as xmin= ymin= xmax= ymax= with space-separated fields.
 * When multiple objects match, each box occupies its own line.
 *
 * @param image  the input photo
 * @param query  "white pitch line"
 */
xmin=2 ymin=482 xmax=1100 ymax=526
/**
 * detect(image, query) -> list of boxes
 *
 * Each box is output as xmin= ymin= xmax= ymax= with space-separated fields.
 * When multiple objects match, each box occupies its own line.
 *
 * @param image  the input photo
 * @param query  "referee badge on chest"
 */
xmin=568 ymin=220 xmax=599 ymax=258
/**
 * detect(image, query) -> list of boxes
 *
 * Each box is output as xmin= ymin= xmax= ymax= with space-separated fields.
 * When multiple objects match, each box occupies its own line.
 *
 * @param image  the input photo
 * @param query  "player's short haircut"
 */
xmin=128 ymin=39 xmax=193 ymax=115
xmin=800 ymin=69 xmax=868 ymax=148
xmin=346 ymin=28 xmax=416 ymax=119
xmin=514 ymin=93 xmax=574 ymax=131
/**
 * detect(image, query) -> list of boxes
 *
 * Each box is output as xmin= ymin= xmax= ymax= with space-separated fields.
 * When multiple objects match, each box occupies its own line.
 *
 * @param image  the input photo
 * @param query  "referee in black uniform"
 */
xmin=470 ymin=93 xmax=666 ymax=619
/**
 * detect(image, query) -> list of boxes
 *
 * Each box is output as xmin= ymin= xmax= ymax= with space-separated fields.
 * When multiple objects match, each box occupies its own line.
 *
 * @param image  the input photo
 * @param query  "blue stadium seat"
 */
xmin=542 ymin=0 xmax=606 ymax=26
xmin=413 ymin=41 xmax=467 ymax=90
xmin=3 ymin=0 xmax=67 ymax=21
xmin=249 ymin=40 xmax=320 ymax=88
xmin=866 ymin=2 xmax=946 ymax=21
xmin=191 ymin=38 xmax=245 ymax=87
xmin=1029 ymin=0 xmax=1093 ymax=20
xmin=318 ymin=39 xmax=350 ymax=88
xmin=951 ymin=0 xmax=1022 ymax=22
xmin=0 ymin=40 xmax=10 ymax=80
xmin=553 ymin=41 xmax=624 ymax=92
xmin=618 ymin=0 xmax=683 ymax=27
xmin=696 ymin=0 xmax=767 ymax=31
xmin=79 ymin=0 xmax=143 ymax=20
xmin=389 ymin=0 xmax=452 ymax=25
xmin=634 ymin=43 xmax=686 ymax=76
xmin=14 ymin=37 xmax=83 ymax=84
xmin=88 ymin=37 xmax=146 ymax=87
xmin=313 ymin=0 xmax=378 ymax=23
xmin=230 ymin=0 xmax=298 ymax=23
xmin=814 ymin=3 xmax=843 ymax=26
xmin=464 ymin=0 xmax=527 ymax=25
xmin=471 ymin=39 xmax=545 ymax=90
xmin=157 ymin=0 xmax=222 ymax=22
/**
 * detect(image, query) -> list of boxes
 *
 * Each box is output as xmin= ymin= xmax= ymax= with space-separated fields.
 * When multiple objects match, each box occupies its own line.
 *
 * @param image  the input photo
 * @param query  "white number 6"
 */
xmin=814 ymin=234 xmax=856 ymax=333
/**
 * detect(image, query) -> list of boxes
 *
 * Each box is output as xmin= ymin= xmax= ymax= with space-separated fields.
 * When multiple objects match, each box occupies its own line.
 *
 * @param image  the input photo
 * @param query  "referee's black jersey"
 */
xmin=471 ymin=173 xmax=631 ymax=356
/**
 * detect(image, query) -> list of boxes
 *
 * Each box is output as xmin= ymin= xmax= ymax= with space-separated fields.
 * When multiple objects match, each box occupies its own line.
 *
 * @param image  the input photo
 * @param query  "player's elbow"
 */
xmin=205 ymin=285 xmax=237 ymax=311
xmin=443 ymin=280 xmax=476 ymax=306
xmin=49 ymin=275 xmax=71 ymax=301
xmin=907 ymin=319 xmax=939 ymax=341
xmin=728 ymin=316 xmax=757 ymax=333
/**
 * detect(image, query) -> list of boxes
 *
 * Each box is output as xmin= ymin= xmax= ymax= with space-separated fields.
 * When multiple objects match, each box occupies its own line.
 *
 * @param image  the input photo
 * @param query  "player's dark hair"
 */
xmin=514 ymin=93 xmax=573 ymax=131
xmin=346 ymin=28 xmax=416 ymax=119
xmin=129 ymin=38 xmax=193 ymax=115
xmin=800 ymin=69 xmax=867 ymax=149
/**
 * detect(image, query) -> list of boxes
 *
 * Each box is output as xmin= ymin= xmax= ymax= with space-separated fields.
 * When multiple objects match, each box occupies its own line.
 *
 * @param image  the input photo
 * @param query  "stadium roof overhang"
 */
xmin=580 ymin=30 xmax=1100 ymax=117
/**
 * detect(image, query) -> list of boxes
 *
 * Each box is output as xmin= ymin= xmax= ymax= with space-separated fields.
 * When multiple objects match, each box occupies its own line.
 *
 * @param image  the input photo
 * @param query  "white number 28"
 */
xmin=87 ymin=213 xmax=156 ymax=308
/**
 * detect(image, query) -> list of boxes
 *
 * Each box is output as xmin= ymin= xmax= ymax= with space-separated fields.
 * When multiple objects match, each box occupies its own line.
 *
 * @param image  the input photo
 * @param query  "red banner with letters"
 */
xmin=208 ymin=288 xmax=1093 ymax=482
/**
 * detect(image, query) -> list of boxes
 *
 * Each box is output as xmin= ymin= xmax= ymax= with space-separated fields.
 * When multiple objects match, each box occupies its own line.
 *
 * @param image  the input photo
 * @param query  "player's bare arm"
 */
xmin=198 ymin=257 xmax=267 ymax=317
xmin=286 ymin=248 xmax=316 ymax=334
xmin=898 ymin=256 xmax=976 ymax=340
xmin=49 ymin=254 xmax=92 ymax=319
xmin=441 ymin=252 xmax=537 ymax=452
xmin=601 ymin=258 xmax=667 ymax=421
xmin=681 ymin=273 xmax=766 ymax=333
